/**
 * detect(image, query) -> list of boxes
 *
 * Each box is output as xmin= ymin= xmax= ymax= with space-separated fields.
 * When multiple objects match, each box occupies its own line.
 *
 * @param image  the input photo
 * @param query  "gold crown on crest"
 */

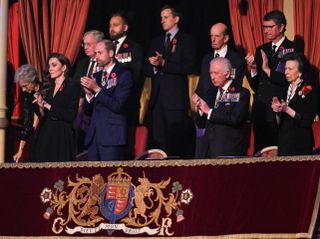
xmin=107 ymin=168 xmax=132 ymax=187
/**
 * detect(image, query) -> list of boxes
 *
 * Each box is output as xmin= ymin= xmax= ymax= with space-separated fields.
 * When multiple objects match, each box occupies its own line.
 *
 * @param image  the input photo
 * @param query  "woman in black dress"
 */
xmin=30 ymin=53 xmax=80 ymax=162
xmin=271 ymin=53 xmax=318 ymax=156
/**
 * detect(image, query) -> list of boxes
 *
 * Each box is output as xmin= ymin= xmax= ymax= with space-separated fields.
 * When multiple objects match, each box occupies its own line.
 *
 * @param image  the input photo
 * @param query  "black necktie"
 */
xmin=214 ymin=88 xmax=224 ymax=109
xmin=165 ymin=33 xmax=171 ymax=48
xmin=272 ymin=45 xmax=277 ymax=55
xmin=215 ymin=52 xmax=220 ymax=58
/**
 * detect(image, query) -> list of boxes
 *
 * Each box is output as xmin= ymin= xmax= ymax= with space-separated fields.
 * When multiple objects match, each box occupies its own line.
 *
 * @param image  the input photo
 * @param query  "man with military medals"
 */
xmin=81 ymin=40 xmax=132 ymax=161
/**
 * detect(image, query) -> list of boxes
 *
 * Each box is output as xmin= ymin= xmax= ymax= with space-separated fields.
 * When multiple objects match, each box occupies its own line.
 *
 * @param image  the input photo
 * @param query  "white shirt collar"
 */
xmin=215 ymin=45 xmax=228 ymax=58
xmin=222 ymin=79 xmax=232 ymax=91
xmin=167 ymin=27 xmax=179 ymax=40
xmin=104 ymin=63 xmax=116 ymax=75
xmin=114 ymin=35 xmax=127 ymax=54
xmin=272 ymin=36 xmax=285 ymax=51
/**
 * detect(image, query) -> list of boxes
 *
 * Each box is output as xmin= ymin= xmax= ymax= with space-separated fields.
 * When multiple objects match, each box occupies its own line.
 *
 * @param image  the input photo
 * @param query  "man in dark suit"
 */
xmin=145 ymin=5 xmax=196 ymax=158
xmin=194 ymin=22 xmax=246 ymax=158
xmin=109 ymin=12 xmax=143 ymax=127
xmin=80 ymin=40 xmax=132 ymax=161
xmin=196 ymin=22 xmax=246 ymax=98
xmin=245 ymin=10 xmax=296 ymax=153
xmin=193 ymin=57 xmax=250 ymax=158
xmin=72 ymin=30 xmax=105 ymax=154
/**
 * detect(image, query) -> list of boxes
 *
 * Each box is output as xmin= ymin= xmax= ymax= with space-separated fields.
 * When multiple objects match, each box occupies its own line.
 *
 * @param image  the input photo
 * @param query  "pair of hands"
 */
xmin=245 ymin=49 xmax=271 ymax=77
xmin=80 ymin=76 xmax=100 ymax=97
xmin=271 ymin=96 xmax=288 ymax=113
xmin=33 ymin=92 xmax=50 ymax=111
xmin=148 ymin=51 xmax=165 ymax=67
xmin=192 ymin=94 xmax=210 ymax=114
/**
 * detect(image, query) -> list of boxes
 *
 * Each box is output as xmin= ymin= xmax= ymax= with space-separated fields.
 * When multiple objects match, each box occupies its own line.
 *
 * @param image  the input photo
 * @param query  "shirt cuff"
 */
xmin=85 ymin=94 xmax=94 ymax=103
xmin=207 ymin=109 xmax=213 ymax=120
xmin=251 ymin=70 xmax=257 ymax=78
xmin=94 ymin=88 xmax=102 ymax=98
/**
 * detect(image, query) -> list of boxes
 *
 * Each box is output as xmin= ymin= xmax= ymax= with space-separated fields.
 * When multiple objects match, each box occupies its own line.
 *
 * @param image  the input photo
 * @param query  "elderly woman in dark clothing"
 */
xmin=271 ymin=53 xmax=318 ymax=156
xmin=31 ymin=53 xmax=80 ymax=162
xmin=13 ymin=64 xmax=50 ymax=162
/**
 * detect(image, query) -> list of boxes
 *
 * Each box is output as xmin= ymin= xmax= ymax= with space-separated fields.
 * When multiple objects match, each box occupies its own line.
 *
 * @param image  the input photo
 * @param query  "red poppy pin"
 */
xmin=111 ymin=72 xmax=117 ymax=78
xmin=172 ymin=38 xmax=177 ymax=45
xmin=229 ymin=86 xmax=236 ymax=92
xmin=123 ymin=43 xmax=129 ymax=49
xmin=298 ymin=85 xmax=312 ymax=98
xmin=59 ymin=84 xmax=64 ymax=91
xmin=171 ymin=38 xmax=177 ymax=53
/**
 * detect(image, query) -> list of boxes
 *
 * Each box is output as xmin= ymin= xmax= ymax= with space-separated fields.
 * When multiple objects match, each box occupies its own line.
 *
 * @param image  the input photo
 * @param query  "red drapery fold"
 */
xmin=18 ymin=0 xmax=49 ymax=81
xmin=18 ymin=0 xmax=90 ymax=80
xmin=294 ymin=0 xmax=320 ymax=83
xmin=228 ymin=0 xmax=283 ymax=55
xmin=8 ymin=2 xmax=21 ymax=119
xmin=50 ymin=0 xmax=90 ymax=65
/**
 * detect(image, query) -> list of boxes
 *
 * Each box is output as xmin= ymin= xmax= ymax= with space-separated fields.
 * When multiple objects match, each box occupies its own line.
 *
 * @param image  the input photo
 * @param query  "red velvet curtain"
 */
xmin=18 ymin=0 xmax=90 ymax=81
xmin=8 ymin=2 xmax=21 ymax=119
xmin=228 ymin=0 xmax=283 ymax=55
xmin=294 ymin=0 xmax=320 ymax=83
xmin=50 ymin=0 xmax=90 ymax=65
xmin=18 ymin=0 xmax=50 ymax=81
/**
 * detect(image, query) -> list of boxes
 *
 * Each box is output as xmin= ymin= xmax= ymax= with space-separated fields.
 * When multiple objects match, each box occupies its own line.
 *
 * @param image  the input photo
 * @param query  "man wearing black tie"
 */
xmin=72 ymin=30 xmax=105 ymax=154
xmin=109 ymin=13 xmax=143 ymax=128
xmin=193 ymin=57 xmax=250 ymax=158
xmin=245 ymin=10 xmax=296 ymax=153
xmin=145 ymin=5 xmax=196 ymax=158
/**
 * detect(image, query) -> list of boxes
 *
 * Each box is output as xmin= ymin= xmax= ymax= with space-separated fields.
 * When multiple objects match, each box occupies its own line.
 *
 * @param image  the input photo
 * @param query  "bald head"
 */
xmin=210 ymin=23 xmax=229 ymax=50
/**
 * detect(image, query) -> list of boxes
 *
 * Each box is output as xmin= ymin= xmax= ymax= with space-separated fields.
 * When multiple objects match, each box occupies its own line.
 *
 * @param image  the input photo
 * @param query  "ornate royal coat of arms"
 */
xmin=40 ymin=168 xmax=193 ymax=236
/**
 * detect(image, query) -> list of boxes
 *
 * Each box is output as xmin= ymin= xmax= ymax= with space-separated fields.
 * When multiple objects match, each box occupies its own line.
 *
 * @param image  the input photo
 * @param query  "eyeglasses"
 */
xmin=263 ymin=24 xmax=276 ymax=30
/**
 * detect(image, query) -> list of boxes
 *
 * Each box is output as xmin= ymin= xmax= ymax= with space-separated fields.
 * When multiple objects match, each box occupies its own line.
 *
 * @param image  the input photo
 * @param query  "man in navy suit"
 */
xmin=193 ymin=57 xmax=250 ymax=158
xmin=145 ymin=5 xmax=196 ymax=158
xmin=245 ymin=10 xmax=296 ymax=153
xmin=80 ymin=40 xmax=132 ymax=161
xmin=109 ymin=12 xmax=143 ymax=127
xmin=194 ymin=22 xmax=246 ymax=158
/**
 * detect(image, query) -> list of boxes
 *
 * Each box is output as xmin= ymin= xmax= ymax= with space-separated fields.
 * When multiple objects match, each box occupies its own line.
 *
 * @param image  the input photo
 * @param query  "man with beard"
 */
xmin=81 ymin=40 xmax=132 ymax=161
xmin=109 ymin=12 xmax=143 ymax=127
xmin=72 ymin=30 xmax=105 ymax=154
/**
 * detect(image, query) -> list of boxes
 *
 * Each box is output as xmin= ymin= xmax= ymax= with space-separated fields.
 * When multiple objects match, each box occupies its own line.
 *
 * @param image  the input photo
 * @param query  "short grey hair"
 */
xmin=14 ymin=64 xmax=38 ymax=84
xmin=84 ymin=30 xmax=105 ymax=42
xmin=210 ymin=57 xmax=232 ymax=74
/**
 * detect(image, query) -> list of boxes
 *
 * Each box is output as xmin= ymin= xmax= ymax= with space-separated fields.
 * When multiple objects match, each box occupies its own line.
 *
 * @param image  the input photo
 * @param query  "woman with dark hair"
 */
xmin=31 ymin=53 xmax=80 ymax=162
xmin=13 ymin=64 xmax=51 ymax=162
xmin=271 ymin=53 xmax=318 ymax=156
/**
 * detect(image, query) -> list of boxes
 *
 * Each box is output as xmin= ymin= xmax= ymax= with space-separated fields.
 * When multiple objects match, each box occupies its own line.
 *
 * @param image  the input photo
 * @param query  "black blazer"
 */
xmin=145 ymin=30 xmax=196 ymax=110
xmin=195 ymin=82 xmax=250 ymax=157
xmin=115 ymin=37 xmax=144 ymax=112
xmin=248 ymin=37 xmax=296 ymax=122
xmin=196 ymin=47 xmax=246 ymax=98
xmin=277 ymin=82 xmax=318 ymax=156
